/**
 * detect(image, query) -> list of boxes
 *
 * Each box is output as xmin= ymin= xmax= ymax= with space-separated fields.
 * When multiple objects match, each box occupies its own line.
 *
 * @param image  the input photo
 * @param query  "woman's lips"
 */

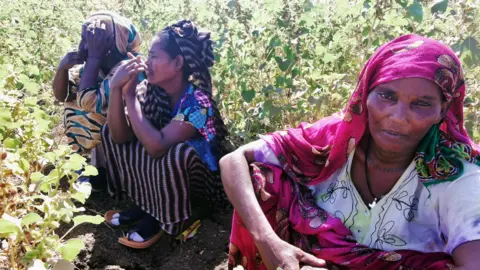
xmin=382 ymin=129 xmax=407 ymax=139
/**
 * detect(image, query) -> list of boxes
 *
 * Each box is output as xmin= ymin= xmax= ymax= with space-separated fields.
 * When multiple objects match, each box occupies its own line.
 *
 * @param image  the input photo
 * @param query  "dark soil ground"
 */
xmin=67 ymin=190 xmax=233 ymax=270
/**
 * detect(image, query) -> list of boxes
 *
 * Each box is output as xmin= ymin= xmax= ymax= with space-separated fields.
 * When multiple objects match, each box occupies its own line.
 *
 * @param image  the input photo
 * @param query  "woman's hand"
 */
xmin=110 ymin=53 xmax=147 ymax=96
xmin=256 ymin=233 xmax=327 ymax=270
xmin=84 ymin=20 xmax=113 ymax=60
xmin=58 ymin=51 xmax=83 ymax=71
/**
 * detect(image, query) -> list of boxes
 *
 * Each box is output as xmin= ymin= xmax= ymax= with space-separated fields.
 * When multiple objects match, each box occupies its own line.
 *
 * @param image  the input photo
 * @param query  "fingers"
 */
xmin=127 ymin=52 xmax=135 ymax=59
xmin=86 ymin=20 xmax=107 ymax=38
xmin=297 ymin=250 xmax=326 ymax=268
xmin=127 ymin=65 xmax=145 ymax=78
xmin=300 ymin=266 xmax=328 ymax=270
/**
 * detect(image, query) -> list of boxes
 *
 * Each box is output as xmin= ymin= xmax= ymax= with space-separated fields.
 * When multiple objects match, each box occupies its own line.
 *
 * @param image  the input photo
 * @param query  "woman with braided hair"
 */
xmin=102 ymin=20 xmax=229 ymax=249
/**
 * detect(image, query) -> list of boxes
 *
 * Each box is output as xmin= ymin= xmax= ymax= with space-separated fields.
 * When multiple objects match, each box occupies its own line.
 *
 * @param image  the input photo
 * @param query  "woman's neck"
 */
xmin=365 ymin=136 xmax=415 ymax=170
xmin=162 ymin=78 xmax=189 ymax=108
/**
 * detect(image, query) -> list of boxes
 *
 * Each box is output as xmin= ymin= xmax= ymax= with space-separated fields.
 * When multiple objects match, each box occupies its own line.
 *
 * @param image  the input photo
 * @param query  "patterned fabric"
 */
xmin=166 ymin=20 xmax=214 ymax=92
xmin=171 ymin=85 xmax=220 ymax=170
xmin=64 ymin=65 xmax=106 ymax=153
xmin=262 ymin=34 xmax=479 ymax=187
xmin=228 ymin=162 xmax=454 ymax=269
xmin=63 ymin=12 xmax=142 ymax=153
xmin=102 ymin=128 xmax=225 ymax=235
xmin=256 ymin=143 xmax=480 ymax=255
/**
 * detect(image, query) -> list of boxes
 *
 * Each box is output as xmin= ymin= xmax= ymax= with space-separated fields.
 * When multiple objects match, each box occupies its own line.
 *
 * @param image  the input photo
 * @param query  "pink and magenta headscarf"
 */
xmin=263 ymin=34 xmax=480 ymax=187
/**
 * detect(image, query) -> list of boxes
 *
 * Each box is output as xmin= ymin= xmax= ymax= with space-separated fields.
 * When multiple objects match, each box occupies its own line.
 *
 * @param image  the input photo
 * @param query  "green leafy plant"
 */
xmin=0 ymin=87 xmax=104 ymax=269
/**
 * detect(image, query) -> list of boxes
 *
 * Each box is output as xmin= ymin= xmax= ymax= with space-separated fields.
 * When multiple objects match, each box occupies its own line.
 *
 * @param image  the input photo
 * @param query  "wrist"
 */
xmin=123 ymin=91 xmax=136 ymax=101
xmin=251 ymin=224 xmax=278 ymax=244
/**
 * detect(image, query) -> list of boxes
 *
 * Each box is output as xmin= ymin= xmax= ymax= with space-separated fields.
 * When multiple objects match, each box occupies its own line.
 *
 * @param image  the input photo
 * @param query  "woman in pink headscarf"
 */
xmin=221 ymin=34 xmax=480 ymax=270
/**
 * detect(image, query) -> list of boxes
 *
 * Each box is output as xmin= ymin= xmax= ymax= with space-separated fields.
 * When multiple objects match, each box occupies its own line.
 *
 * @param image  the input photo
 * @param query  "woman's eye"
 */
xmin=413 ymin=101 xmax=432 ymax=107
xmin=378 ymin=92 xmax=394 ymax=100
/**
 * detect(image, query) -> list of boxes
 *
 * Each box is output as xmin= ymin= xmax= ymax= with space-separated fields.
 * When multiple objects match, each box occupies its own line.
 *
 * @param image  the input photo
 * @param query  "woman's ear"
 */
xmin=175 ymin=55 xmax=184 ymax=72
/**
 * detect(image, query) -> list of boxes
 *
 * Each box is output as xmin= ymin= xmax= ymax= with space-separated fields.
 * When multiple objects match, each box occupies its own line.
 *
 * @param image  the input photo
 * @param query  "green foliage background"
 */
xmin=0 ymin=0 xmax=479 ymax=268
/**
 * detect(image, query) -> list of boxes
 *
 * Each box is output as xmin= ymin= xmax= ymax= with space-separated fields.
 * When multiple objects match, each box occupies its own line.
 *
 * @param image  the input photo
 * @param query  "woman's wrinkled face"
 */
xmin=145 ymin=37 xmax=181 ymax=87
xmin=366 ymin=77 xmax=447 ymax=154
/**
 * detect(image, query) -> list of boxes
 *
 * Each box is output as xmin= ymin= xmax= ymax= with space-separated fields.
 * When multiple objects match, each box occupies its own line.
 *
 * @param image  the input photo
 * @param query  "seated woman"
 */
xmin=52 ymin=11 xmax=142 ymax=185
xmin=102 ymin=20 xmax=229 ymax=249
xmin=221 ymin=34 xmax=480 ymax=270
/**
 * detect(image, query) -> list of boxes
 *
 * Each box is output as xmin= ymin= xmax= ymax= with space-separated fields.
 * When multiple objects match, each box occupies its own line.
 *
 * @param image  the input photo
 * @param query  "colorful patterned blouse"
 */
xmin=172 ymin=85 xmax=220 ymax=171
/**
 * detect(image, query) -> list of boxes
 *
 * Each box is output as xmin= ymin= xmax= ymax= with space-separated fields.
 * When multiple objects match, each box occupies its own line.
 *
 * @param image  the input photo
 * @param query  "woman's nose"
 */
xmin=388 ymin=102 xmax=409 ymax=124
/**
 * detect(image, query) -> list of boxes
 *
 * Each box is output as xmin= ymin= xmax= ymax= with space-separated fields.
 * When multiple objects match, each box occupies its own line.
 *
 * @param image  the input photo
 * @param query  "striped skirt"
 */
xmin=101 ymin=124 xmax=226 ymax=235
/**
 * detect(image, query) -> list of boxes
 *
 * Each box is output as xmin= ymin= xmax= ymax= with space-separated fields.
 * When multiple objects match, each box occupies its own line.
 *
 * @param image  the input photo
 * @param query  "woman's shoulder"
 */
xmin=428 ymin=161 xmax=480 ymax=201
xmin=452 ymin=161 xmax=480 ymax=185
xmin=188 ymin=87 xmax=213 ymax=108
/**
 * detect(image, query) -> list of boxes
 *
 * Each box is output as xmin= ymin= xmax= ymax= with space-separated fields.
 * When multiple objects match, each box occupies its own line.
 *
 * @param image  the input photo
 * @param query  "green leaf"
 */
xmin=4 ymin=137 xmax=21 ymax=150
xmin=64 ymin=154 xmax=86 ymax=171
xmin=59 ymin=238 xmax=84 ymax=261
xmin=395 ymin=0 xmax=409 ymax=8
xmin=22 ymin=250 xmax=40 ymax=264
xmin=73 ymin=215 xmax=104 ymax=227
xmin=323 ymin=53 xmax=336 ymax=63
xmin=72 ymin=181 xmax=92 ymax=203
xmin=269 ymin=35 xmax=281 ymax=48
xmin=407 ymin=2 xmax=424 ymax=23
xmin=19 ymin=158 xmax=30 ymax=172
xmin=291 ymin=68 xmax=301 ymax=78
xmin=263 ymin=100 xmax=273 ymax=112
xmin=27 ymin=65 xmax=40 ymax=76
xmin=24 ymin=81 xmax=40 ymax=95
xmin=242 ymin=90 xmax=256 ymax=103
xmin=21 ymin=213 xmax=42 ymax=227
xmin=0 ymin=219 xmax=20 ymax=235
xmin=24 ymin=97 xmax=38 ymax=106
xmin=315 ymin=45 xmax=325 ymax=56
xmin=0 ymin=65 xmax=10 ymax=81
xmin=82 ymin=165 xmax=98 ymax=176
xmin=431 ymin=0 xmax=448 ymax=14
xmin=274 ymin=57 xmax=292 ymax=71
xmin=18 ymin=74 xmax=30 ymax=84
xmin=44 ymin=152 xmax=57 ymax=163
xmin=0 ymin=107 xmax=12 ymax=126
xmin=30 ymin=172 xmax=44 ymax=183
xmin=269 ymin=106 xmax=282 ymax=116
xmin=47 ymin=169 xmax=60 ymax=182
xmin=71 ymin=192 xmax=86 ymax=204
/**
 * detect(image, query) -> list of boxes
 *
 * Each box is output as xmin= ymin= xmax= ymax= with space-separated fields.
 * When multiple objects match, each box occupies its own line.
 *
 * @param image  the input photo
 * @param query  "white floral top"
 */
xmin=254 ymin=141 xmax=480 ymax=255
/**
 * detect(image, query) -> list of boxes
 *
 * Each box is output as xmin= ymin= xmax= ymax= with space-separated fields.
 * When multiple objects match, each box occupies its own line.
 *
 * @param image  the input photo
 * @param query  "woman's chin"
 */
xmin=373 ymin=135 xmax=414 ymax=155
xmin=146 ymin=77 xmax=157 ymax=85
